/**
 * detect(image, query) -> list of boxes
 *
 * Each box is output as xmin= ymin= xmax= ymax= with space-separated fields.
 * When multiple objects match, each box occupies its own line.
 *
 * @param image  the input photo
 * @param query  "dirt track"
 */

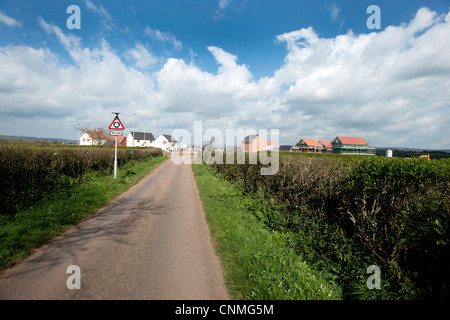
xmin=0 ymin=158 xmax=230 ymax=300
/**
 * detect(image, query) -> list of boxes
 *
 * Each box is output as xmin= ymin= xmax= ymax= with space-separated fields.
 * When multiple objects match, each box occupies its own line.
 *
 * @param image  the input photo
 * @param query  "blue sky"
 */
xmin=1 ymin=0 xmax=449 ymax=148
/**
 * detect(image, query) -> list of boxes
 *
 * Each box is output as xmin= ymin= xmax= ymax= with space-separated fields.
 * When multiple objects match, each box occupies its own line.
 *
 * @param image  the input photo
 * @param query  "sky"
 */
xmin=0 ymin=0 xmax=449 ymax=148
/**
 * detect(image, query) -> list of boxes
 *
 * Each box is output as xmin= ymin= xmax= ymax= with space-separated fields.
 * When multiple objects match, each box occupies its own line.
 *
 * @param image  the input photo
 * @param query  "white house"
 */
xmin=153 ymin=134 xmax=178 ymax=151
xmin=79 ymin=131 xmax=108 ymax=146
xmin=126 ymin=131 xmax=155 ymax=147
xmin=80 ymin=131 xmax=127 ymax=146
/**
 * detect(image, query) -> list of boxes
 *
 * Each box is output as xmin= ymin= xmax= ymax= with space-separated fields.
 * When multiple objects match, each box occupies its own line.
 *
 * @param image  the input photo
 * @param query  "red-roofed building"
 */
xmin=242 ymin=134 xmax=265 ymax=152
xmin=103 ymin=136 xmax=127 ymax=147
xmin=331 ymin=136 xmax=372 ymax=155
xmin=319 ymin=140 xmax=332 ymax=153
xmin=291 ymin=138 xmax=332 ymax=153
xmin=80 ymin=130 xmax=108 ymax=146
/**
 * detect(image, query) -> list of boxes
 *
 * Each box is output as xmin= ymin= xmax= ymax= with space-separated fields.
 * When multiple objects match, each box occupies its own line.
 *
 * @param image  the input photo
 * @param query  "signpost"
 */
xmin=109 ymin=113 xmax=125 ymax=179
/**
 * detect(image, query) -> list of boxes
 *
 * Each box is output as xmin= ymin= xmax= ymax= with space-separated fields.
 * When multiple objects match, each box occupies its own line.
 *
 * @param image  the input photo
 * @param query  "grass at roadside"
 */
xmin=192 ymin=163 xmax=342 ymax=300
xmin=0 ymin=156 xmax=168 ymax=271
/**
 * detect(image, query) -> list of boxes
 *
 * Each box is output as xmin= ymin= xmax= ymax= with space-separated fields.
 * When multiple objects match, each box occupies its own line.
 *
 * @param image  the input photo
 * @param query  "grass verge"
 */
xmin=192 ymin=162 xmax=342 ymax=300
xmin=0 ymin=156 xmax=168 ymax=271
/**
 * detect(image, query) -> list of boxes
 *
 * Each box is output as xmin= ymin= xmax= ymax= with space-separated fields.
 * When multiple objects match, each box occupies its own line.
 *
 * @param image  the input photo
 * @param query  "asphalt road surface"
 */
xmin=0 ymin=158 xmax=230 ymax=300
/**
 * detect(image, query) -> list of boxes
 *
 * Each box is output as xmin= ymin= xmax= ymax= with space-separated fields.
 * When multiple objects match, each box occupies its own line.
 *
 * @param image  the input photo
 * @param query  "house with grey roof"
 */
xmin=126 ymin=131 xmax=155 ymax=147
xmin=153 ymin=134 xmax=178 ymax=151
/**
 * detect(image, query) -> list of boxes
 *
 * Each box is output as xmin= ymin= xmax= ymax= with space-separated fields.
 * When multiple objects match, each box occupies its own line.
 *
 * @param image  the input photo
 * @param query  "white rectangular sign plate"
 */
xmin=110 ymin=130 xmax=123 ymax=136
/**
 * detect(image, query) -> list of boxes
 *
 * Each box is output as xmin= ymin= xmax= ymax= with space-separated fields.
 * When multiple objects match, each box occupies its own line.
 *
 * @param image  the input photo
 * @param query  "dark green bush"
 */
xmin=0 ymin=143 xmax=162 ymax=215
xmin=208 ymin=153 xmax=450 ymax=299
xmin=341 ymin=157 xmax=450 ymax=299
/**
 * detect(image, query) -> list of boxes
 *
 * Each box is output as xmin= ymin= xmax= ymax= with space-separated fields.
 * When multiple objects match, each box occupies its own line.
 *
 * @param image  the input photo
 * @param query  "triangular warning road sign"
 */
xmin=109 ymin=116 xmax=125 ymax=130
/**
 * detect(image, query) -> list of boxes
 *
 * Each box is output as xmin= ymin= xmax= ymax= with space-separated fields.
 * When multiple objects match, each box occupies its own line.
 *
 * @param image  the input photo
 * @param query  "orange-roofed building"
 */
xmin=241 ymin=134 xmax=267 ymax=152
xmin=80 ymin=130 xmax=108 ymax=146
xmin=319 ymin=140 xmax=332 ymax=153
xmin=331 ymin=136 xmax=372 ymax=155
xmin=291 ymin=138 xmax=332 ymax=153
xmin=103 ymin=135 xmax=127 ymax=147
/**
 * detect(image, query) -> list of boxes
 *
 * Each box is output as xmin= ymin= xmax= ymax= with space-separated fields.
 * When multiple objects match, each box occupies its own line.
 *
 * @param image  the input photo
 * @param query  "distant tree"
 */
xmin=75 ymin=126 xmax=108 ymax=147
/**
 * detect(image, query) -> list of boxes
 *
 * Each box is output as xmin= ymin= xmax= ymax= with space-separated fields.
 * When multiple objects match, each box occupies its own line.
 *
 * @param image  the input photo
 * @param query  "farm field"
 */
xmin=0 ymin=142 xmax=166 ymax=270
xmin=199 ymin=152 xmax=450 ymax=299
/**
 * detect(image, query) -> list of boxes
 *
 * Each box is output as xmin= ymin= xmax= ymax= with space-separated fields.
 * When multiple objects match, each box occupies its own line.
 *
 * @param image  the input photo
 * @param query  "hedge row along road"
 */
xmin=0 ymin=158 xmax=229 ymax=299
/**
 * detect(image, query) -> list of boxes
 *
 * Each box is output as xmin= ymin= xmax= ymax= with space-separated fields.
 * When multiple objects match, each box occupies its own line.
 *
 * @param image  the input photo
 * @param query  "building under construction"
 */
xmin=291 ymin=138 xmax=332 ymax=153
xmin=291 ymin=136 xmax=375 ymax=155
xmin=331 ymin=136 xmax=375 ymax=155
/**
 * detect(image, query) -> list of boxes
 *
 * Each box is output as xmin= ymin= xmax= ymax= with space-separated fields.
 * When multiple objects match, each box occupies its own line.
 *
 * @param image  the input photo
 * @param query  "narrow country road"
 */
xmin=0 ymin=158 xmax=230 ymax=300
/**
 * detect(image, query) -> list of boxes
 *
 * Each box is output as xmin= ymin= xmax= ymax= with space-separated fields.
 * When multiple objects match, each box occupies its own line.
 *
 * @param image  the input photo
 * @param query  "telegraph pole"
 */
xmin=314 ymin=126 xmax=317 ymax=153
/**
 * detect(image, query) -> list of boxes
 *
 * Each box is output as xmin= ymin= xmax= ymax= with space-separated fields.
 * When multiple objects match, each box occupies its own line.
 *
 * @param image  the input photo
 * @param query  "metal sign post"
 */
xmin=114 ymin=135 xmax=118 ymax=179
xmin=109 ymin=112 xmax=125 ymax=179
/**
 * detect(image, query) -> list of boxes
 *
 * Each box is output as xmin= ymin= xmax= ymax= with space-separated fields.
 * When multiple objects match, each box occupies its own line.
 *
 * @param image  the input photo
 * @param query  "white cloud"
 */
xmin=326 ymin=3 xmax=345 ymax=29
xmin=144 ymin=26 xmax=182 ymax=51
xmin=155 ymin=45 xmax=267 ymax=121
xmin=213 ymin=0 xmax=246 ymax=21
xmin=128 ymin=4 xmax=136 ymax=16
xmin=214 ymin=0 xmax=231 ymax=20
xmin=0 ymin=8 xmax=449 ymax=148
xmin=272 ymin=7 xmax=450 ymax=147
xmin=330 ymin=3 xmax=340 ymax=22
xmin=218 ymin=0 xmax=231 ymax=10
xmin=127 ymin=43 xmax=158 ymax=69
xmin=84 ymin=0 xmax=111 ymax=20
xmin=84 ymin=0 xmax=114 ymax=31
xmin=1 ymin=19 xmax=159 ymax=133
xmin=207 ymin=46 xmax=252 ymax=85
xmin=0 ymin=11 xmax=21 ymax=27
xmin=38 ymin=16 xmax=80 ymax=52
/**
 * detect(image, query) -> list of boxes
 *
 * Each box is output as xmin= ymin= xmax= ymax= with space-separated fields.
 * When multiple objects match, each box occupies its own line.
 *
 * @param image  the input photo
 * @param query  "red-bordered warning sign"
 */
xmin=109 ymin=115 xmax=125 ymax=130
